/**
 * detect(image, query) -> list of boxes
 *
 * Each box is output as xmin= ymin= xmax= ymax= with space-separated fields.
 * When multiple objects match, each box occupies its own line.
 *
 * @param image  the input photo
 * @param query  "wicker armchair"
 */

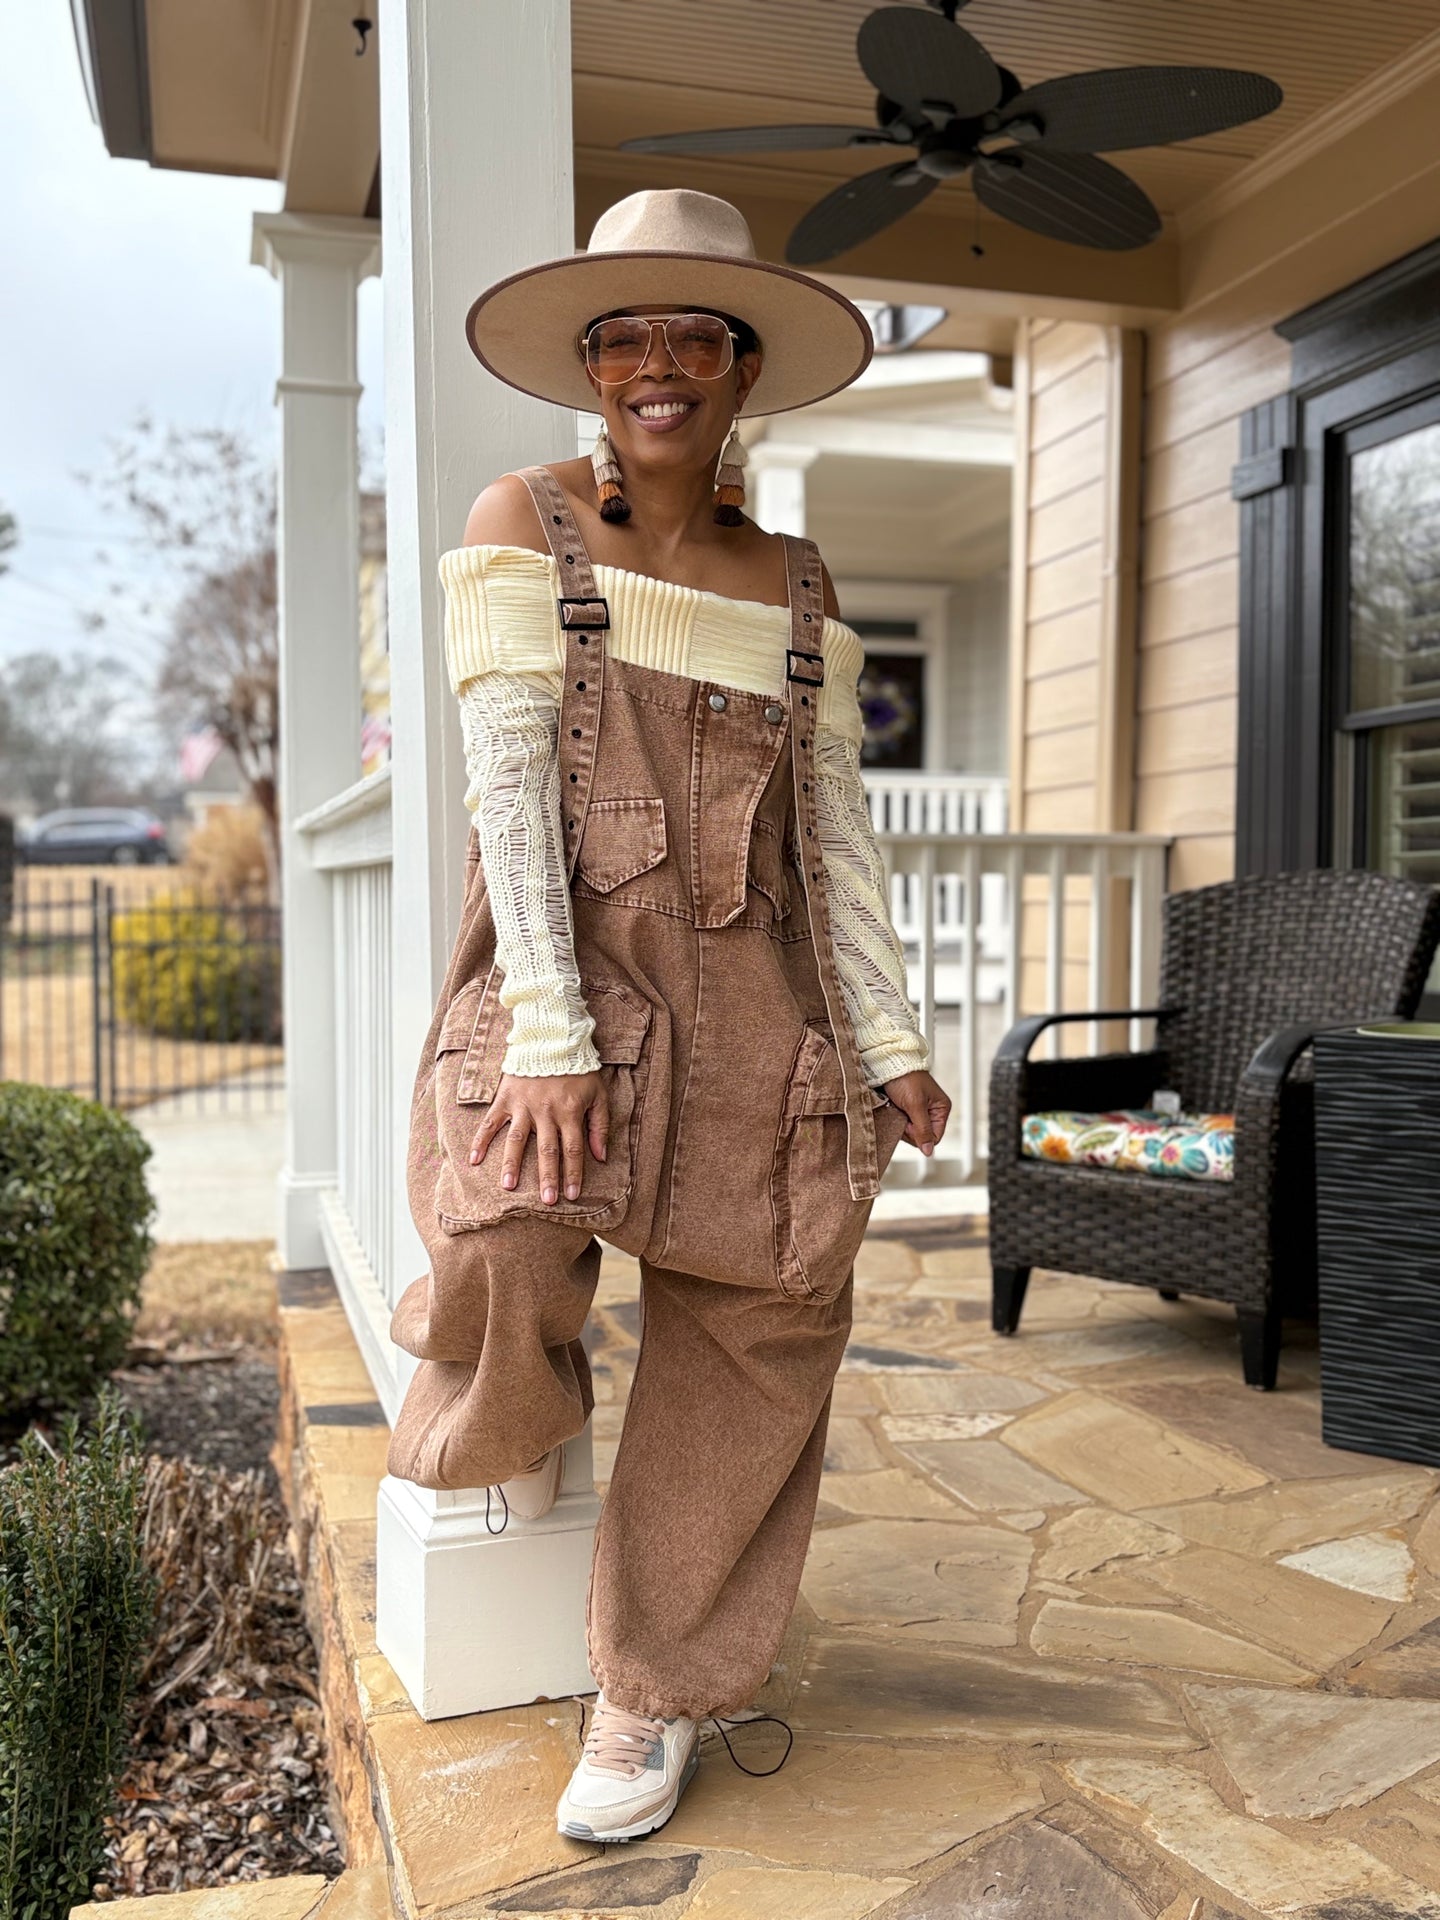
xmin=987 ymin=870 xmax=1440 ymax=1389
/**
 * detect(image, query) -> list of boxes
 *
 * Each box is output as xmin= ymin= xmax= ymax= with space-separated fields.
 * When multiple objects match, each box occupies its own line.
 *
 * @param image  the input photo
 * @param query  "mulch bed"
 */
xmin=83 ymin=1340 xmax=343 ymax=1898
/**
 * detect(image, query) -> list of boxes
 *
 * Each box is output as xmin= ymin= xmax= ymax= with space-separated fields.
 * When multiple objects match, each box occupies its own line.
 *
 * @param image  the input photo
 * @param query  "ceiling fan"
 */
xmin=620 ymin=0 xmax=1282 ymax=263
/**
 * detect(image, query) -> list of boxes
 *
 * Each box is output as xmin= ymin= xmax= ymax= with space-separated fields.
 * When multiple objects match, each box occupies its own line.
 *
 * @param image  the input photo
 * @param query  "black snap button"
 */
xmin=802 ymin=612 xmax=812 ymax=623
xmin=571 ymin=728 xmax=581 ymax=738
xmin=553 ymin=514 xmax=562 ymax=524
xmin=801 ymin=696 xmax=809 ymax=707
xmin=565 ymin=554 xmax=575 ymax=564
xmin=800 ymin=737 xmax=807 ymax=748
xmin=806 ymin=825 xmax=813 ymax=836
xmin=579 ymin=635 xmax=588 ymax=645
xmin=568 ymin=820 xmax=576 ymax=830
xmin=802 ymin=781 xmax=809 ymax=792
xmin=576 ymin=680 xmax=586 ymax=691
xmin=569 ymin=772 xmax=578 ymax=783
xmin=801 ymin=577 xmax=811 ymax=588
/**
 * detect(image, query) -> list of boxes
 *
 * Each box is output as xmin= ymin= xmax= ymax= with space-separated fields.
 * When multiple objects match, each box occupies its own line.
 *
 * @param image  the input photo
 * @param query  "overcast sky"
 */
xmin=1 ymin=4 xmax=384 ymax=677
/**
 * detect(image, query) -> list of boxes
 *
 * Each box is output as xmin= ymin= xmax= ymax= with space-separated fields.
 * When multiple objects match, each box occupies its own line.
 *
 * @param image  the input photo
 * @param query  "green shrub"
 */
xmin=0 ymin=1084 xmax=154 ymax=1415
xmin=111 ymin=891 xmax=281 ymax=1044
xmin=0 ymin=1396 xmax=156 ymax=1920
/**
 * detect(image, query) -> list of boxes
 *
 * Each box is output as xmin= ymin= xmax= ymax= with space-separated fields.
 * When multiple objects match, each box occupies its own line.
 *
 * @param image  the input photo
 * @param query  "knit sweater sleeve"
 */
xmin=813 ymin=654 xmax=930 ymax=1090
xmin=446 ymin=545 xmax=599 ymax=1081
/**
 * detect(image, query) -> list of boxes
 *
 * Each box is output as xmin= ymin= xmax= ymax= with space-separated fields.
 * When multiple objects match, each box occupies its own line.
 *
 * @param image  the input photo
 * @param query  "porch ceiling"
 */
xmin=83 ymin=0 xmax=1440 ymax=319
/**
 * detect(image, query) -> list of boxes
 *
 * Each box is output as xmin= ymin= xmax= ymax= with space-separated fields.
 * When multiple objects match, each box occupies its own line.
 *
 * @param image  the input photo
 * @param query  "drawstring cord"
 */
xmin=485 ymin=1483 xmax=509 ymax=1535
xmin=709 ymin=1712 xmax=794 ymax=1777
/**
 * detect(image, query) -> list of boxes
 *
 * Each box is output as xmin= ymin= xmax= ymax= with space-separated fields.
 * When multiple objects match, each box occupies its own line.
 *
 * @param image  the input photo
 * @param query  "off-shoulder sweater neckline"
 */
xmin=440 ymin=541 xmax=842 ymax=630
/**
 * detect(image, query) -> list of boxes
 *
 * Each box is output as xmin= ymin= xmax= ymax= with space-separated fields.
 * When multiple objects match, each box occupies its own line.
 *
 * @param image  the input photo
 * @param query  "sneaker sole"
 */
xmin=558 ymin=1744 xmax=699 ymax=1843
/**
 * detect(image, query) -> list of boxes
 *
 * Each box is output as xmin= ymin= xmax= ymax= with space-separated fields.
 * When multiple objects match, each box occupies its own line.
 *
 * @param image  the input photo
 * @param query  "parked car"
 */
xmin=21 ymin=808 xmax=172 ymax=866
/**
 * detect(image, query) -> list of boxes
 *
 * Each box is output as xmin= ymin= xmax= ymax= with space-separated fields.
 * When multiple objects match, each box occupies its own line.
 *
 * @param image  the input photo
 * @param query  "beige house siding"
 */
xmin=1137 ymin=317 xmax=1293 ymax=891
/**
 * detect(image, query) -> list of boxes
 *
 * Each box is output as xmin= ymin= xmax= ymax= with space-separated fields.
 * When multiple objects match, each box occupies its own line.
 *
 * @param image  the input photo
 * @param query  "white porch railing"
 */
xmin=295 ymin=768 xmax=401 ymax=1410
xmin=872 ymin=830 xmax=1170 ymax=1194
xmin=296 ymin=775 xmax=1168 ymax=1317
xmin=863 ymin=771 xmax=1008 ymax=956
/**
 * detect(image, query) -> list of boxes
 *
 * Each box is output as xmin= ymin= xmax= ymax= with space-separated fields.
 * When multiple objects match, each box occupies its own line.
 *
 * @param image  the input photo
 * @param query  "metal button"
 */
xmin=709 ymin=692 xmax=727 ymax=712
xmin=764 ymin=703 xmax=783 ymax=724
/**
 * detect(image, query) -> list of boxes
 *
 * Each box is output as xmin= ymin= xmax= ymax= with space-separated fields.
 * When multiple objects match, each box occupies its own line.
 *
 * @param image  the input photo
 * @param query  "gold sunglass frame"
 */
xmin=578 ymin=312 xmax=741 ymax=385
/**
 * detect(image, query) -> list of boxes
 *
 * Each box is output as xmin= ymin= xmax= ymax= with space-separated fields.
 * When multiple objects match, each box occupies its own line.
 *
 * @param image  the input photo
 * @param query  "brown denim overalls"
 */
xmin=389 ymin=467 xmax=909 ymax=1719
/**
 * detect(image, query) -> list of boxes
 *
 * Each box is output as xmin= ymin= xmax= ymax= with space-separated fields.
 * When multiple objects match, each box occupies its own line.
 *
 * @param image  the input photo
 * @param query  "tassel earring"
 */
xmin=591 ymin=420 xmax=630 ymax=524
xmin=714 ymin=420 xmax=747 ymax=527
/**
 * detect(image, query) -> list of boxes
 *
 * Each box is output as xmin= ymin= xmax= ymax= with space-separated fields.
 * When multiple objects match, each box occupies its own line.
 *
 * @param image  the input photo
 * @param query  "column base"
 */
xmin=375 ymin=1436 xmax=600 ymax=1721
xmin=277 ymin=1166 xmax=335 ymax=1269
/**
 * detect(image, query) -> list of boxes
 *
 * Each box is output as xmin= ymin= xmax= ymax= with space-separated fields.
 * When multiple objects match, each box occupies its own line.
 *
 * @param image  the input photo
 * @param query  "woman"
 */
xmin=387 ymin=188 xmax=951 ymax=1842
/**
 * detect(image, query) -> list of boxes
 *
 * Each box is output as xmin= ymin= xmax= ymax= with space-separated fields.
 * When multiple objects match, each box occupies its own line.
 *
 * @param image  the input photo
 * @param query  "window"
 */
xmin=1334 ymin=402 xmax=1440 ymax=888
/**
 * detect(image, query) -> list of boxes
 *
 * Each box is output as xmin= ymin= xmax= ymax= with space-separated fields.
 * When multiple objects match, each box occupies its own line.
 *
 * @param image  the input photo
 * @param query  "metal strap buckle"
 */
xmin=558 ymin=596 xmax=611 ymax=631
xmin=786 ymin=649 xmax=824 ymax=687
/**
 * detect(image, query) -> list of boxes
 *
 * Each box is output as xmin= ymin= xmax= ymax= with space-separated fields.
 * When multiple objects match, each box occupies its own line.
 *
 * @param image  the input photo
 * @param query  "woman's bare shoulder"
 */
xmin=462 ymin=459 xmax=595 ymax=552
xmin=462 ymin=475 xmax=546 ymax=551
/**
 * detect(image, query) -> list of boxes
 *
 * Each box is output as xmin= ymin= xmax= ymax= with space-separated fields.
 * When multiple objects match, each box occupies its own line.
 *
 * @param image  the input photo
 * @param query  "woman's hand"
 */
xmin=469 ymin=1070 xmax=609 ymax=1204
xmin=883 ymin=1070 xmax=952 ymax=1157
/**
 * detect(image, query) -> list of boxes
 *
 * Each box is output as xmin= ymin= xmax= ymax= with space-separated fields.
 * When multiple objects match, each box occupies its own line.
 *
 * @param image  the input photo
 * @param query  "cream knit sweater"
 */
xmin=444 ymin=544 xmax=929 ymax=1090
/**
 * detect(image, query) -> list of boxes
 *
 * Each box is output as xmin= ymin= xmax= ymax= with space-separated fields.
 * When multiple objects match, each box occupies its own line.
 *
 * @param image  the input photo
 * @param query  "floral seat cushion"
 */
xmin=1021 ymin=1108 xmax=1235 ymax=1183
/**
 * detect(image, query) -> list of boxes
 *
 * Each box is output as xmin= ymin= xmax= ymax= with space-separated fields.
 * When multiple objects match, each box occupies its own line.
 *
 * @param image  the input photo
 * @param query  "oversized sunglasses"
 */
xmin=580 ymin=312 xmax=741 ymax=385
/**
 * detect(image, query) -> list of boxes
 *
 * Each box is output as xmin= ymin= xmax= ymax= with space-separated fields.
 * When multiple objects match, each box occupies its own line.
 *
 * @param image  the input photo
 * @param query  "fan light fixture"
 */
xmin=861 ymin=302 xmax=949 ymax=353
xmin=620 ymin=4 xmax=1282 ymax=264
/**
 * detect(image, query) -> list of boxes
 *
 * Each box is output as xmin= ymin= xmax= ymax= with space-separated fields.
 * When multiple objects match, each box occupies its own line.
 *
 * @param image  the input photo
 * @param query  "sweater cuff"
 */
xmin=861 ymin=1031 xmax=931 ymax=1091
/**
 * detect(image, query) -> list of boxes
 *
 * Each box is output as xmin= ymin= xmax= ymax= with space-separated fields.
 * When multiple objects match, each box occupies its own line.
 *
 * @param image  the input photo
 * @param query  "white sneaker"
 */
xmin=556 ymin=1695 xmax=699 ymax=1841
xmin=486 ymin=1445 xmax=564 ymax=1532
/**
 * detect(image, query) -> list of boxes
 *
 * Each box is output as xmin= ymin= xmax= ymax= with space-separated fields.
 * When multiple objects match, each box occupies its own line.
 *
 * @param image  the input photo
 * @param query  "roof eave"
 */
xmin=70 ymin=0 xmax=152 ymax=162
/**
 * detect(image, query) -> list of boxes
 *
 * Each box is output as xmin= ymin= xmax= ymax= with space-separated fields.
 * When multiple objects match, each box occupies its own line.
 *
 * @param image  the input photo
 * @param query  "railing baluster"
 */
xmin=1088 ymin=845 xmax=1111 ymax=1058
xmin=959 ymin=842 xmax=980 ymax=1179
xmin=1046 ymin=845 xmax=1065 ymax=1061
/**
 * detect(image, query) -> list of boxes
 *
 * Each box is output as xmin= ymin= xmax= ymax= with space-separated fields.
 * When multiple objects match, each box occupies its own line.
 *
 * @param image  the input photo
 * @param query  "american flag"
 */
xmin=179 ymin=725 xmax=224 ymax=783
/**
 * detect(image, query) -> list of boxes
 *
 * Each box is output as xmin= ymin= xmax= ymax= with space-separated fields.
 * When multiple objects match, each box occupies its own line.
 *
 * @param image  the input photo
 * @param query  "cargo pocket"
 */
xmin=747 ymin=817 xmax=791 ymax=923
xmin=432 ymin=972 xmax=652 ymax=1234
xmin=771 ymin=1024 xmax=907 ymax=1301
xmin=575 ymin=796 xmax=667 ymax=895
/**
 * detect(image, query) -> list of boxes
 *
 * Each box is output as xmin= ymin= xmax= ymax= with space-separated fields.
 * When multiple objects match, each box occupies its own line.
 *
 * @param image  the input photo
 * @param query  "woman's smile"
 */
xmin=625 ymin=391 xmax=703 ymax=434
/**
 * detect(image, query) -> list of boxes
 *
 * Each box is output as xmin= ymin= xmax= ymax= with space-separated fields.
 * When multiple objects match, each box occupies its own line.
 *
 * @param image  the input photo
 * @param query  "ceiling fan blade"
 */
xmin=997 ymin=67 xmax=1282 ymax=153
xmin=973 ymin=149 xmax=1161 ymax=250
xmin=857 ymin=7 xmax=1001 ymax=118
xmin=787 ymin=163 xmax=940 ymax=266
xmin=621 ymin=124 xmax=892 ymax=157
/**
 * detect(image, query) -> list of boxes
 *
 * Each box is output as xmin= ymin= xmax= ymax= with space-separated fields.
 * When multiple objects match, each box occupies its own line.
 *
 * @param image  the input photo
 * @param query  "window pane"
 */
xmin=1349 ymin=420 xmax=1440 ymax=715
xmin=1366 ymin=715 xmax=1440 ymax=886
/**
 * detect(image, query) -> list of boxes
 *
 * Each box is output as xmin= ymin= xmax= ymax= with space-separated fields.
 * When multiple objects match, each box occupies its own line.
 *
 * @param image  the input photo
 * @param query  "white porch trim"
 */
xmin=252 ymin=210 xmax=380 ymax=1270
xmin=372 ymin=0 xmax=597 ymax=1720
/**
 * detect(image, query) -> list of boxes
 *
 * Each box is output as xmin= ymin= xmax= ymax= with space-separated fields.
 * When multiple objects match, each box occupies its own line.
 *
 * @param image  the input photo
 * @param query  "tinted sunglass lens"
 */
xmin=664 ymin=315 xmax=732 ymax=377
xmin=586 ymin=318 xmax=651 ymax=380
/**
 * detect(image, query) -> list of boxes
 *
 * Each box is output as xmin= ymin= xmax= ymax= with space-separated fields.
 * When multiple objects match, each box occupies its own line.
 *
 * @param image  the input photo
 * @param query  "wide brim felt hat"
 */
xmin=466 ymin=189 xmax=874 ymax=417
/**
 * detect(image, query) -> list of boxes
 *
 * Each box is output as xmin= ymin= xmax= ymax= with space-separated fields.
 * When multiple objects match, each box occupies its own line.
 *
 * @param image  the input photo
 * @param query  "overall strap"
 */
xmin=515 ymin=466 xmax=607 ymax=882
xmin=781 ymin=534 xmax=881 ymax=1203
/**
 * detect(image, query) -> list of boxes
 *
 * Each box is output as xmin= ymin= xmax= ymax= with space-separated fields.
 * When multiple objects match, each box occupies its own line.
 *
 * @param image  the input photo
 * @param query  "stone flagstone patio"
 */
xmin=273 ymin=1220 xmax=1440 ymax=1919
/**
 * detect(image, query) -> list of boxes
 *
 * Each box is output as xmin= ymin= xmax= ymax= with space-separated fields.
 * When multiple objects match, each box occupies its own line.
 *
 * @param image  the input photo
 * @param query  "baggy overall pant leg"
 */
xmin=588 ymin=1264 xmax=852 ymax=1721
xmin=389 ymin=1216 xmax=600 ymax=1493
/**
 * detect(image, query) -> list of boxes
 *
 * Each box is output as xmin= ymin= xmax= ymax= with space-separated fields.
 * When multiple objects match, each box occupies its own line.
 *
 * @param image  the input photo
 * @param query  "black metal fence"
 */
xmin=0 ymin=871 xmax=284 ymax=1113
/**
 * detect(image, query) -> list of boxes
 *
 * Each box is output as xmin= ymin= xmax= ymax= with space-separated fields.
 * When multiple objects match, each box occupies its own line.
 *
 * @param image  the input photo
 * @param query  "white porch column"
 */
xmin=748 ymin=441 xmax=818 ymax=537
xmin=374 ymin=0 xmax=599 ymax=1720
xmin=252 ymin=212 xmax=380 ymax=1269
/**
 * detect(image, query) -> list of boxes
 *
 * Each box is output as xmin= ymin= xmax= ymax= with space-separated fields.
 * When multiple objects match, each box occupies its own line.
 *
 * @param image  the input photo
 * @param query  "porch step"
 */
xmin=71 ymin=1865 xmax=392 ymax=1918
xmin=269 ymin=1271 xmax=598 ymax=1918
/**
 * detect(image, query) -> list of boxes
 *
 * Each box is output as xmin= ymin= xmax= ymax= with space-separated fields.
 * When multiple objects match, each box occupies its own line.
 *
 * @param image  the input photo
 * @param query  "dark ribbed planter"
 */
xmin=1315 ymin=1024 xmax=1440 ymax=1466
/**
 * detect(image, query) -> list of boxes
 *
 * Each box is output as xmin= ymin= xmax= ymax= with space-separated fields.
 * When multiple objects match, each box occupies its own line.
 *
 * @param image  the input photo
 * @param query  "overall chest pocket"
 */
xmin=431 ymin=971 xmax=652 ymax=1234
xmin=772 ymin=1024 xmax=910 ymax=1302
xmin=746 ymin=817 xmax=792 ymax=924
xmin=574 ymin=797 xmax=667 ymax=898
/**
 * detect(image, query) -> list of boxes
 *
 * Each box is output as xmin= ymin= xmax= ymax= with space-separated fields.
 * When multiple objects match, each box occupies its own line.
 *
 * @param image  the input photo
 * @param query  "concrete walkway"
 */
xmin=130 ymin=1082 xmax=285 ymax=1242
